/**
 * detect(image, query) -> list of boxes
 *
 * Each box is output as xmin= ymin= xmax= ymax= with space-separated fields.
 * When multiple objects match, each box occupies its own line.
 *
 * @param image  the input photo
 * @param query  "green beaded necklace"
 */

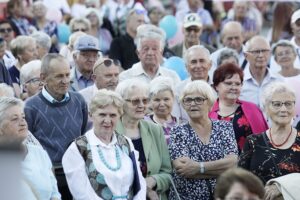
xmin=98 ymin=145 xmax=122 ymax=171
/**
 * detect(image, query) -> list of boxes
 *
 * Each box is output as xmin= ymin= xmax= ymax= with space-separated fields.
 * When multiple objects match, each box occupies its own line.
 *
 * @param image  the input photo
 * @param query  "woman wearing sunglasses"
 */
xmin=116 ymin=79 xmax=172 ymax=200
xmin=169 ymin=80 xmax=238 ymax=200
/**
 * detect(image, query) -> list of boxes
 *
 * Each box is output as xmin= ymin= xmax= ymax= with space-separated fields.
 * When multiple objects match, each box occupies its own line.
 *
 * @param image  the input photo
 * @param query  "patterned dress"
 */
xmin=168 ymin=120 xmax=238 ymax=200
xmin=239 ymin=132 xmax=300 ymax=184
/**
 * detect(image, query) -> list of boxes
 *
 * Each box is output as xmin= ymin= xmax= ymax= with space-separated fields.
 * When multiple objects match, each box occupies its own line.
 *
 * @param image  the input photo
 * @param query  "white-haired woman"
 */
xmin=0 ymin=97 xmax=60 ymax=199
xmin=146 ymin=76 xmax=177 ymax=144
xmin=169 ymin=80 xmax=238 ymax=200
xmin=62 ymin=89 xmax=146 ymax=199
xmin=85 ymin=8 xmax=113 ymax=55
xmin=116 ymin=79 xmax=172 ymax=200
xmin=239 ymin=82 xmax=300 ymax=189
xmin=9 ymin=36 xmax=38 ymax=97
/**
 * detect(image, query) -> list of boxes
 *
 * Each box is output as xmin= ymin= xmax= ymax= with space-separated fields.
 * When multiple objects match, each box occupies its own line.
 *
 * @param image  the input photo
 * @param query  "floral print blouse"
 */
xmin=239 ymin=132 xmax=300 ymax=184
xmin=168 ymin=120 xmax=238 ymax=200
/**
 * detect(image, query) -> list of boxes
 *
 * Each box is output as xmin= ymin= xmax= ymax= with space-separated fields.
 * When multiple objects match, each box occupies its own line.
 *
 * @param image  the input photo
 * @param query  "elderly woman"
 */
xmin=30 ymin=32 xmax=52 ymax=59
xmin=20 ymin=60 xmax=43 ymax=100
xmin=145 ymin=76 xmax=177 ymax=144
xmin=209 ymin=63 xmax=268 ymax=152
xmin=239 ymin=82 xmax=300 ymax=185
xmin=0 ymin=97 xmax=60 ymax=199
xmin=85 ymin=8 xmax=113 ymax=55
xmin=62 ymin=89 xmax=146 ymax=199
xmin=9 ymin=36 xmax=38 ymax=97
xmin=217 ymin=48 xmax=239 ymax=67
xmin=69 ymin=17 xmax=91 ymax=33
xmin=169 ymin=80 xmax=238 ymax=200
xmin=116 ymin=79 xmax=172 ymax=200
xmin=214 ymin=168 xmax=265 ymax=200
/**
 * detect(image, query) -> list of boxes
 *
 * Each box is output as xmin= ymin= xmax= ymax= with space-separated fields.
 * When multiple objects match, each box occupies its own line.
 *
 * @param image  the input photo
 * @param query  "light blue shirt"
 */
xmin=22 ymin=144 xmax=61 ymax=200
xmin=42 ymin=87 xmax=70 ymax=104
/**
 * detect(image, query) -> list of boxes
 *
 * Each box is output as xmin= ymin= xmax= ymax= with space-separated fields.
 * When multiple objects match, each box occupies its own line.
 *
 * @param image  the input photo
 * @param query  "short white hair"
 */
xmin=31 ymin=31 xmax=51 ymax=51
xmin=149 ymin=76 xmax=174 ymax=98
xmin=84 ymin=8 xmax=103 ymax=27
xmin=20 ymin=60 xmax=42 ymax=85
xmin=0 ymin=83 xmax=14 ymax=97
xmin=183 ymin=45 xmax=211 ymax=64
xmin=0 ymin=97 xmax=24 ymax=124
xmin=136 ymin=24 xmax=166 ymax=51
xmin=180 ymin=80 xmax=216 ymax=107
xmin=116 ymin=78 xmax=149 ymax=99
xmin=244 ymin=35 xmax=269 ymax=52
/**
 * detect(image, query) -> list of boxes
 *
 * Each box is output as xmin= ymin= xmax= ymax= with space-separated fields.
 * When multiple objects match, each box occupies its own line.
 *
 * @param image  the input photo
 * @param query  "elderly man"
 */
xmin=80 ymin=57 xmax=120 ymax=105
xmin=240 ymin=36 xmax=283 ymax=108
xmin=0 ymin=20 xmax=16 ymax=68
xmin=210 ymin=21 xmax=245 ymax=77
xmin=24 ymin=53 xmax=88 ymax=199
xmin=70 ymin=34 xmax=100 ymax=91
xmin=20 ymin=60 xmax=43 ymax=99
xmin=172 ymin=45 xmax=213 ymax=122
xmin=31 ymin=31 xmax=51 ymax=59
xmin=171 ymin=13 xmax=215 ymax=58
xmin=109 ymin=9 xmax=146 ymax=70
xmin=119 ymin=24 xmax=180 ymax=84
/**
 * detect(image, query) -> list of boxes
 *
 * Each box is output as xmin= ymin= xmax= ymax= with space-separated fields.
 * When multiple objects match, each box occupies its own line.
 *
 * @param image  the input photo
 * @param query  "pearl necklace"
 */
xmin=98 ymin=146 xmax=121 ymax=171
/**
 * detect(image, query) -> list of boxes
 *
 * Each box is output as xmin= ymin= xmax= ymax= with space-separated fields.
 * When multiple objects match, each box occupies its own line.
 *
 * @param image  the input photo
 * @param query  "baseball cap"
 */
xmin=291 ymin=9 xmax=300 ymax=24
xmin=183 ymin=13 xmax=202 ymax=28
xmin=74 ymin=35 xmax=100 ymax=51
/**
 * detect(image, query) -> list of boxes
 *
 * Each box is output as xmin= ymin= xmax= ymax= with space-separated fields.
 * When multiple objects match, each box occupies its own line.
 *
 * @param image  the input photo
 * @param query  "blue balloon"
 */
xmin=163 ymin=56 xmax=188 ymax=80
xmin=57 ymin=24 xmax=71 ymax=44
xmin=159 ymin=15 xmax=178 ymax=40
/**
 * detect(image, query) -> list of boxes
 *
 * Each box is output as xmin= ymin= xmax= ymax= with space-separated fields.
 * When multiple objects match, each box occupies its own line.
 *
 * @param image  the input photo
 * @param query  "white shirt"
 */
xmin=119 ymin=62 xmax=181 ymax=84
xmin=62 ymin=129 xmax=146 ymax=200
xmin=240 ymin=67 xmax=283 ymax=108
xmin=43 ymin=0 xmax=71 ymax=14
xmin=79 ymin=84 xmax=98 ymax=106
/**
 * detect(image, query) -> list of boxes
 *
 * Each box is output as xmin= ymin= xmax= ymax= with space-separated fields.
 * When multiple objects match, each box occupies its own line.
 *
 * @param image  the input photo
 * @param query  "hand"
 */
xmin=173 ymin=157 xmax=199 ymax=178
xmin=146 ymin=189 xmax=159 ymax=200
xmin=146 ymin=176 xmax=157 ymax=190
xmin=264 ymin=184 xmax=282 ymax=200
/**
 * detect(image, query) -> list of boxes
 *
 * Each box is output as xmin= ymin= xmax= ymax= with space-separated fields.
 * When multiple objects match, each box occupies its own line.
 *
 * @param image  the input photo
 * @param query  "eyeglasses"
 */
xmin=125 ymin=98 xmax=149 ymax=106
xmin=25 ymin=77 xmax=43 ymax=85
xmin=73 ymin=28 xmax=87 ymax=32
xmin=276 ymin=49 xmax=294 ymax=58
xmin=99 ymin=59 xmax=121 ymax=67
xmin=182 ymin=97 xmax=207 ymax=106
xmin=271 ymin=101 xmax=295 ymax=110
xmin=0 ymin=28 xmax=13 ymax=33
xmin=186 ymin=27 xmax=201 ymax=33
xmin=247 ymin=49 xmax=270 ymax=56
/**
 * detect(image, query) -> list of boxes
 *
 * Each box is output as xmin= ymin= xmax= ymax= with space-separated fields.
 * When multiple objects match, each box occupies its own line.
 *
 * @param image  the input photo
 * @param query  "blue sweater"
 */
xmin=25 ymin=91 xmax=88 ymax=163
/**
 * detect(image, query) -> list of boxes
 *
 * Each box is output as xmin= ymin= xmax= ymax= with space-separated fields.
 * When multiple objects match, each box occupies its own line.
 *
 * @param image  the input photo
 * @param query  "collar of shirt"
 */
xmin=42 ymin=87 xmax=70 ymax=104
xmin=75 ymin=67 xmax=90 ymax=81
xmin=290 ymin=37 xmax=300 ymax=48
xmin=244 ymin=66 xmax=279 ymax=82
xmin=88 ymin=129 xmax=118 ymax=148
xmin=131 ymin=62 xmax=163 ymax=78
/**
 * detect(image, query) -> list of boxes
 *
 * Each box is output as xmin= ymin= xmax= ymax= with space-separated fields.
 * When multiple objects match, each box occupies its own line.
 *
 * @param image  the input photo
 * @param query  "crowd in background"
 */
xmin=1 ymin=0 xmax=300 ymax=200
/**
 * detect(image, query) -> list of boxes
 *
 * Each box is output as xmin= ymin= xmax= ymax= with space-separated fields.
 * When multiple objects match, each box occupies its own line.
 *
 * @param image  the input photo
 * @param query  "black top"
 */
xmin=8 ymin=65 xmax=20 ymax=85
xmin=131 ymin=137 xmax=147 ymax=178
xmin=0 ymin=60 xmax=12 ymax=86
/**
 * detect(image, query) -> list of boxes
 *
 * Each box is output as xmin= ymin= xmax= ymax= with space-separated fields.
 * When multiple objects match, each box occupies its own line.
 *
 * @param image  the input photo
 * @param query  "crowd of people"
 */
xmin=1 ymin=0 xmax=300 ymax=200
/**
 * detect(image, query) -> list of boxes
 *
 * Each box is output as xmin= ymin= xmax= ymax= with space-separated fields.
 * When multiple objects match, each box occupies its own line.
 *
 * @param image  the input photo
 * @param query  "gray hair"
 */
xmin=31 ymin=31 xmax=51 ymax=52
xmin=10 ymin=36 xmax=36 ymax=58
xmin=89 ymin=89 xmax=124 ymax=115
xmin=85 ymin=8 xmax=103 ymax=27
xmin=244 ymin=35 xmax=269 ymax=52
xmin=116 ymin=78 xmax=149 ymax=99
xmin=20 ymin=60 xmax=42 ymax=85
xmin=69 ymin=17 xmax=91 ymax=33
xmin=149 ymin=76 xmax=174 ymax=98
xmin=183 ymin=45 xmax=211 ymax=64
xmin=217 ymin=48 xmax=239 ymax=66
xmin=261 ymin=82 xmax=296 ymax=111
xmin=272 ymin=39 xmax=297 ymax=60
xmin=136 ymin=24 xmax=166 ymax=51
xmin=0 ymin=83 xmax=14 ymax=97
xmin=180 ymin=80 xmax=216 ymax=108
xmin=41 ymin=53 xmax=67 ymax=75
xmin=221 ymin=21 xmax=243 ymax=40
xmin=0 ymin=97 xmax=24 ymax=124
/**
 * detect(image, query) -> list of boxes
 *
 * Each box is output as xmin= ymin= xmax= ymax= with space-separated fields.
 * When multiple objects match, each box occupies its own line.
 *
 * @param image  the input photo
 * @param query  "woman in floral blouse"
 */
xmin=169 ymin=80 xmax=238 ymax=200
xmin=239 ymin=82 xmax=300 ymax=198
xmin=209 ymin=63 xmax=268 ymax=152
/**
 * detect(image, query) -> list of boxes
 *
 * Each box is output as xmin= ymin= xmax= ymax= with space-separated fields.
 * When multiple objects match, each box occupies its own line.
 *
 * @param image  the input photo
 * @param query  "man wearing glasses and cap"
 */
xmin=171 ymin=13 xmax=215 ymax=58
xmin=70 ymin=34 xmax=101 ymax=91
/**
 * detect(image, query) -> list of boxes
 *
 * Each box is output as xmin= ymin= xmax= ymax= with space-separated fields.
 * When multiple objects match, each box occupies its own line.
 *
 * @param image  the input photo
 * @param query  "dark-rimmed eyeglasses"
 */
xmin=247 ymin=49 xmax=270 ymax=56
xmin=125 ymin=98 xmax=149 ymax=106
xmin=25 ymin=77 xmax=43 ymax=85
xmin=0 ymin=28 xmax=13 ymax=33
xmin=271 ymin=101 xmax=295 ymax=110
xmin=99 ymin=59 xmax=121 ymax=67
xmin=186 ymin=27 xmax=201 ymax=33
xmin=182 ymin=97 xmax=207 ymax=106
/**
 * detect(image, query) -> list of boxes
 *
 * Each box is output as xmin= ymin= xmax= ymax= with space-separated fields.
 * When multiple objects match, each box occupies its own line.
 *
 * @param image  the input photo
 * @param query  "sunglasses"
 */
xmin=99 ymin=59 xmax=121 ymax=67
xmin=125 ymin=98 xmax=150 ymax=106
xmin=0 ymin=28 xmax=13 ymax=33
xmin=186 ymin=27 xmax=201 ymax=32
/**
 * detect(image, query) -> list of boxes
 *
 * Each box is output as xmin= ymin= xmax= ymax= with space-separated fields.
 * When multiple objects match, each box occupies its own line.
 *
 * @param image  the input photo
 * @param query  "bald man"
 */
xmin=209 ymin=21 xmax=246 ymax=78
